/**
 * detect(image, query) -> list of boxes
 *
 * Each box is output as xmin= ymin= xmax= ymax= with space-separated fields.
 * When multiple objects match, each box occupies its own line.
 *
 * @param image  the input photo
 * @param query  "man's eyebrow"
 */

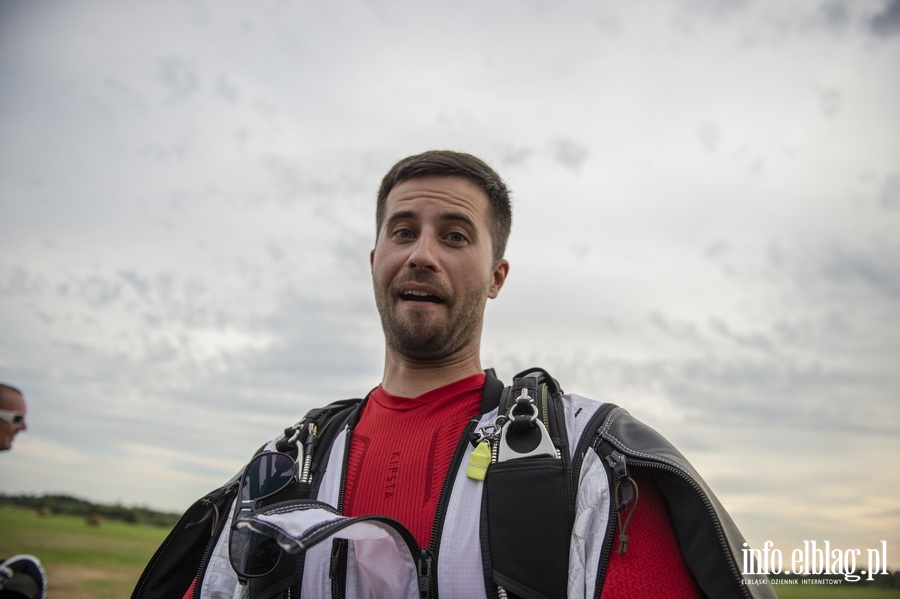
xmin=385 ymin=210 xmax=477 ymax=230
xmin=385 ymin=210 xmax=418 ymax=226
xmin=439 ymin=211 xmax=477 ymax=230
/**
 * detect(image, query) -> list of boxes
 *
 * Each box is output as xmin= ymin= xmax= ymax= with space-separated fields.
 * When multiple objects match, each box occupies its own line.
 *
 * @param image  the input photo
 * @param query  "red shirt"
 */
xmin=342 ymin=374 xmax=485 ymax=548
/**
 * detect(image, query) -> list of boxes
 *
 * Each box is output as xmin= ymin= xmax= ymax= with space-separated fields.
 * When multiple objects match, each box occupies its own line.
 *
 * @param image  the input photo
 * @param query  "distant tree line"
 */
xmin=0 ymin=493 xmax=180 ymax=528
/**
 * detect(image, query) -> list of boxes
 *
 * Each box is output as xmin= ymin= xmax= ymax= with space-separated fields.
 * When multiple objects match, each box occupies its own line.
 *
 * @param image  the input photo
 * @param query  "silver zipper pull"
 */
xmin=299 ymin=422 xmax=317 ymax=483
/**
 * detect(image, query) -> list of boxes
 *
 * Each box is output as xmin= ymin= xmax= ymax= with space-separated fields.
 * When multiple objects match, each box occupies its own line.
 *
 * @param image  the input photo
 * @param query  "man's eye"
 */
xmin=446 ymin=232 xmax=467 ymax=244
xmin=394 ymin=228 xmax=414 ymax=239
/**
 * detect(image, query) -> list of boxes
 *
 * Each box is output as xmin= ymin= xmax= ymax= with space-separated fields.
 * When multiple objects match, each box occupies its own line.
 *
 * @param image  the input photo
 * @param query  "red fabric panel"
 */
xmin=600 ymin=470 xmax=704 ymax=598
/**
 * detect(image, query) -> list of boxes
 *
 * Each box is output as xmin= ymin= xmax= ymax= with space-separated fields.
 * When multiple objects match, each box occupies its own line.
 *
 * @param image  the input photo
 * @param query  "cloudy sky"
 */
xmin=2 ymin=0 xmax=898 ymax=560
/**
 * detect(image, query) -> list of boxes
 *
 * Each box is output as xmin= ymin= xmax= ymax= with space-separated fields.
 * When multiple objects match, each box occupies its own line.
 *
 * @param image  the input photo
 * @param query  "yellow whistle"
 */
xmin=466 ymin=441 xmax=492 ymax=481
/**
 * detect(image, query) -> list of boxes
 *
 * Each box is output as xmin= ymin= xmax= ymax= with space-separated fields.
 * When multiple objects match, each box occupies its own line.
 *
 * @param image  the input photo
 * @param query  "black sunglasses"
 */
xmin=0 ymin=410 xmax=25 ymax=425
xmin=228 ymin=449 xmax=300 ymax=578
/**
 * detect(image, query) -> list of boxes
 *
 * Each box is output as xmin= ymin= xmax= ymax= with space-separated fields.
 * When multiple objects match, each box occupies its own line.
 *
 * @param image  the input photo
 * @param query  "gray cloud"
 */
xmin=870 ymin=0 xmax=900 ymax=37
xmin=684 ymin=0 xmax=752 ymax=20
xmin=881 ymin=172 xmax=900 ymax=209
xmin=697 ymin=122 xmax=721 ymax=153
xmin=0 ymin=265 xmax=47 ymax=295
xmin=817 ymin=88 xmax=841 ymax=117
xmin=216 ymin=73 xmax=240 ymax=102
xmin=496 ymin=145 xmax=534 ymax=169
xmin=820 ymin=245 xmax=900 ymax=299
xmin=158 ymin=56 xmax=199 ymax=101
xmin=819 ymin=1 xmax=850 ymax=32
xmin=553 ymin=139 xmax=589 ymax=172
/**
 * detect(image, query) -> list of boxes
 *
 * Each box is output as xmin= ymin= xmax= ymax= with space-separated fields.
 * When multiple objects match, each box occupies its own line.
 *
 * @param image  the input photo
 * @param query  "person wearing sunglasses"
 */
xmin=136 ymin=151 xmax=771 ymax=599
xmin=0 ymin=384 xmax=27 ymax=452
xmin=0 ymin=385 xmax=45 ymax=598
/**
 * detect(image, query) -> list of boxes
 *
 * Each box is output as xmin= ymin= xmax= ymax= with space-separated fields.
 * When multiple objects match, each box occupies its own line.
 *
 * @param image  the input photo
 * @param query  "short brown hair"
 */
xmin=376 ymin=150 xmax=512 ymax=263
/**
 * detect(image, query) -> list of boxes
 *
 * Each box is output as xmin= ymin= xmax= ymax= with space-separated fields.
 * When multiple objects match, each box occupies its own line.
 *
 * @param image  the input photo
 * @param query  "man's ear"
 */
xmin=488 ymin=259 xmax=509 ymax=299
xmin=370 ymin=249 xmax=375 ymax=272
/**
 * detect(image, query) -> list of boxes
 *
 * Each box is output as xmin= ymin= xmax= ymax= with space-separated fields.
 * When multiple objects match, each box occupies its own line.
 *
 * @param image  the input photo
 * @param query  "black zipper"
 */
xmin=417 ymin=548 xmax=435 ymax=599
xmin=569 ymin=404 xmax=621 ymax=511
xmin=132 ymin=481 xmax=237 ymax=598
xmin=329 ymin=538 xmax=348 ymax=599
xmin=192 ymin=483 xmax=238 ymax=599
xmin=423 ymin=418 xmax=479 ymax=598
xmin=565 ymin=404 xmax=624 ymax=598
xmin=594 ymin=433 xmax=752 ymax=599
xmin=540 ymin=383 xmax=550 ymax=429
xmin=132 ymin=495 xmax=209 ymax=598
xmin=592 ymin=445 xmax=629 ymax=598
xmin=616 ymin=454 xmax=750 ymax=598
xmin=336 ymin=427 xmax=353 ymax=512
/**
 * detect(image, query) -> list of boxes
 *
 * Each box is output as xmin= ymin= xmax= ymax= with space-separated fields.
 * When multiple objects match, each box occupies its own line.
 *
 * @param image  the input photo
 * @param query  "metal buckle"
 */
xmin=496 ymin=388 xmax=558 ymax=461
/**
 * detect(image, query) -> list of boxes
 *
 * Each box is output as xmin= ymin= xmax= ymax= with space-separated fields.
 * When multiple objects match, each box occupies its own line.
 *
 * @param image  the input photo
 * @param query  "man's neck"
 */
xmin=380 ymin=347 xmax=484 ymax=398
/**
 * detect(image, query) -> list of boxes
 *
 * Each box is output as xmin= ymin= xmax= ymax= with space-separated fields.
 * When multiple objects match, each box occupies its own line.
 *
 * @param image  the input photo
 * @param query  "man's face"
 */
xmin=0 ymin=390 xmax=27 ymax=451
xmin=371 ymin=176 xmax=508 ymax=361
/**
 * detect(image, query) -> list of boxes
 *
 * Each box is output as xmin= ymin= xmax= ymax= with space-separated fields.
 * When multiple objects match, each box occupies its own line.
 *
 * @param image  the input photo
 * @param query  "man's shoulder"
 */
xmin=250 ymin=396 xmax=366 ymax=455
xmin=557 ymin=393 xmax=693 ymax=467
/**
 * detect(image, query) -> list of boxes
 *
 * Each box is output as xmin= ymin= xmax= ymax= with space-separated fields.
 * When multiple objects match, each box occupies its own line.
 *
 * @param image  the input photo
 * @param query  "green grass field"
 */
xmin=0 ymin=506 xmax=170 ymax=598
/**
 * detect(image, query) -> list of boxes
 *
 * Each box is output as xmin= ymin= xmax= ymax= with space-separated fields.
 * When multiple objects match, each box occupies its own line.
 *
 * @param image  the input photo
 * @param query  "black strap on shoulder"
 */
xmin=480 ymin=368 xmax=506 ymax=414
xmin=483 ymin=368 xmax=623 ymax=599
xmin=274 ymin=397 xmax=363 ymax=454
xmin=483 ymin=368 xmax=573 ymax=599
xmin=248 ymin=397 xmax=364 ymax=599
xmin=307 ymin=398 xmax=364 ymax=499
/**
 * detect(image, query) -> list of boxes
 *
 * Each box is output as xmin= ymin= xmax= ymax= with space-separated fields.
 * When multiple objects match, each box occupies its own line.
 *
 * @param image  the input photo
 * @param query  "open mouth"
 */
xmin=400 ymin=290 xmax=445 ymax=304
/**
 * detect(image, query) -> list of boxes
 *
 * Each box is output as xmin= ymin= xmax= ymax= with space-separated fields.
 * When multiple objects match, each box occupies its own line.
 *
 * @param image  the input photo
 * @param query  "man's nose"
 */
xmin=406 ymin=233 xmax=440 ymax=272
